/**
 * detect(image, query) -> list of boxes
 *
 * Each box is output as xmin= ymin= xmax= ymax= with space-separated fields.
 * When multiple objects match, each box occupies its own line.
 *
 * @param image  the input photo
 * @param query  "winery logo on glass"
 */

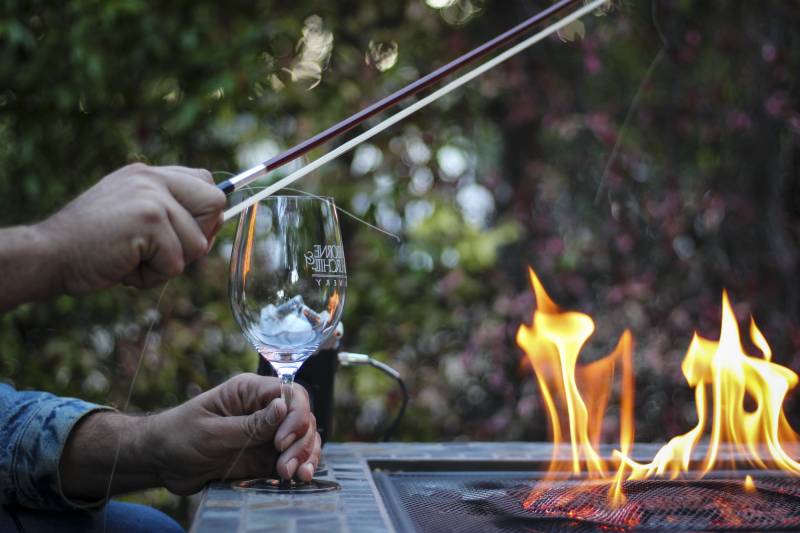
xmin=305 ymin=244 xmax=347 ymax=287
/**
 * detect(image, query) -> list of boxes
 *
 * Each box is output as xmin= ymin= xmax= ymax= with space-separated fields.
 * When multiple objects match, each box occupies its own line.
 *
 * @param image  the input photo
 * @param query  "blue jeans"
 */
xmin=0 ymin=501 xmax=184 ymax=533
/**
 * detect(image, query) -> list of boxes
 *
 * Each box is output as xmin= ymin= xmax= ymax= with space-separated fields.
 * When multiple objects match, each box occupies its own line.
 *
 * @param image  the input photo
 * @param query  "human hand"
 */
xmin=37 ymin=163 xmax=226 ymax=294
xmin=59 ymin=374 xmax=320 ymax=501
xmin=145 ymin=374 xmax=321 ymax=495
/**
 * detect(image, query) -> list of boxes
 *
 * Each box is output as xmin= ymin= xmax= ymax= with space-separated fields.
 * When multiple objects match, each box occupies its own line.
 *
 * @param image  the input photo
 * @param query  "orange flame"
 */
xmin=326 ymin=291 xmax=340 ymax=324
xmin=516 ymin=267 xmax=800 ymax=506
xmin=241 ymin=203 xmax=259 ymax=287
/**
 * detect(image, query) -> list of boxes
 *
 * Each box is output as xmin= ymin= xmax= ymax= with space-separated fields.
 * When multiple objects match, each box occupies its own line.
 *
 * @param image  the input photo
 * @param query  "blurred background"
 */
xmin=1 ymin=0 xmax=799 ymax=525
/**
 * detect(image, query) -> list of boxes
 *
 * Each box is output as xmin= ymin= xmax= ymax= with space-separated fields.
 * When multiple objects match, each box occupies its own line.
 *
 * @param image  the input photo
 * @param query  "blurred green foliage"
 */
xmin=2 ymin=0 xmax=800 ymax=525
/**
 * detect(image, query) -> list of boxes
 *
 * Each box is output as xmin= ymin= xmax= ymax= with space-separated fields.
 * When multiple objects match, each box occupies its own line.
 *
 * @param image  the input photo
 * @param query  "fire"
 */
xmin=241 ymin=202 xmax=259 ymax=285
xmin=516 ymin=267 xmax=800 ymax=507
xmin=326 ymin=291 xmax=340 ymax=323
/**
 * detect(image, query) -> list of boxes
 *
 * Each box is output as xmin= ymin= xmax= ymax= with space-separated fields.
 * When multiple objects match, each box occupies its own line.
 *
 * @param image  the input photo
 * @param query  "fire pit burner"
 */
xmin=372 ymin=468 xmax=800 ymax=532
xmin=519 ymin=476 xmax=800 ymax=531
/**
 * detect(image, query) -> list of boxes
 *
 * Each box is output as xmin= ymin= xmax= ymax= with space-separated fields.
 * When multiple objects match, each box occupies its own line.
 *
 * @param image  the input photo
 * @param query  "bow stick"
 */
xmin=222 ymin=0 xmax=608 ymax=221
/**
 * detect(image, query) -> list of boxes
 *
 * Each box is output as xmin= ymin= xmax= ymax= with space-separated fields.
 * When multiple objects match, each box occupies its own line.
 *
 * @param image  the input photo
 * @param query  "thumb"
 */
xmin=225 ymin=398 xmax=287 ymax=449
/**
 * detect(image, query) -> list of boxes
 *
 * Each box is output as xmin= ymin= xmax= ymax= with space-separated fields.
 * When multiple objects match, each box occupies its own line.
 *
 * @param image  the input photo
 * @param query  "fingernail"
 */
xmin=279 ymin=433 xmax=295 ymax=452
xmin=266 ymin=400 xmax=284 ymax=426
xmin=301 ymin=462 xmax=315 ymax=480
xmin=286 ymin=458 xmax=299 ymax=479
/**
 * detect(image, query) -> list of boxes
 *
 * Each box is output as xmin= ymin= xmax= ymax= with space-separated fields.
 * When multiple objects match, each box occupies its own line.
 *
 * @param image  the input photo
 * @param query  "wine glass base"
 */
xmin=232 ymin=478 xmax=341 ymax=493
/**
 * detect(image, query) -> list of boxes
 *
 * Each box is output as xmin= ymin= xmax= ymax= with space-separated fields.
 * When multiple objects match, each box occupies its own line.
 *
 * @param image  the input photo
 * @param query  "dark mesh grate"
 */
xmin=372 ymin=471 xmax=800 ymax=532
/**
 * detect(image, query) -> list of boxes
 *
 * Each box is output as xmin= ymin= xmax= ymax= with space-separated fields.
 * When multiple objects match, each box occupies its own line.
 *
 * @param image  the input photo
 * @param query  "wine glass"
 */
xmin=228 ymin=195 xmax=346 ymax=493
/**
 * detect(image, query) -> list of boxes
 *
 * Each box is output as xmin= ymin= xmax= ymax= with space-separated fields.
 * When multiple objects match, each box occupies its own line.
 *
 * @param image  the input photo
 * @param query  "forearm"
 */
xmin=0 ymin=224 xmax=63 ymax=312
xmin=59 ymin=411 xmax=161 ymax=502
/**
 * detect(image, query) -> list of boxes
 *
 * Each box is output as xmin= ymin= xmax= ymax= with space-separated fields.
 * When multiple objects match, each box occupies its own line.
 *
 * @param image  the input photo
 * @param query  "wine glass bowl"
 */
xmin=228 ymin=195 xmax=346 ymax=493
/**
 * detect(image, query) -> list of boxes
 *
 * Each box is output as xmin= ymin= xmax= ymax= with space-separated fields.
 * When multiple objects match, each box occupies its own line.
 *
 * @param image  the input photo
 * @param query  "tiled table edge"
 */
xmin=189 ymin=442 xmax=631 ymax=533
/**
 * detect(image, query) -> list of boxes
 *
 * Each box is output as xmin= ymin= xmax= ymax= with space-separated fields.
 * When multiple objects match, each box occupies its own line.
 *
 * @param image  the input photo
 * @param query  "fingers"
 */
xmin=141 ymin=219 xmax=183 ymax=282
xmin=122 ymin=221 xmax=185 ymax=288
xmin=223 ymin=373 xmax=283 ymax=414
xmin=241 ymin=398 xmax=288 ymax=442
xmin=41 ymin=162 xmax=223 ymax=295
xmin=276 ymin=420 xmax=321 ymax=480
xmin=274 ymin=383 xmax=313 ymax=452
xmin=223 ymin=430 xmax=321 ymax=483
xmin=204 ymin=374 xmax=288 ymax=448
xmin=217 ymin=374 xmax=311 ymax=437
xmin=218 ymin=375 xmax=313 ymax=452
xmin=165 ymin=201 xmax=209 ymax=263
xmin=296 ymin=432 xmax=322 ymax=482
xmin=132 ymin=164 xmax=225 ymax=278
xmin=158 ymin=168 xmax=226 ymax=239
xmin=198 ymin=375 xmax=321 ymax=482
xmin=160 ymin=165 xmax=215 ymax=185
xmin=219 ymin=397 xmax=288 ymax=450
xmin=222 ymin=430 xmax=321 ymax=483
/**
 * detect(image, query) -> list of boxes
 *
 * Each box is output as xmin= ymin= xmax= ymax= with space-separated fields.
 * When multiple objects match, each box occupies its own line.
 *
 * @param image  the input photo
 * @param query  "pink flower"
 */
xmin=584 ymin=52 xmax=602 ymax=75
xmin=788 ymin=113 xmax=800 ymax=134
xmin=761 ymin=43 xmax=777 ymax=63
xmin=764 ymin=91 xmax=789 ymax=118
xmin=726 ymin=110 xmax=752 ymax=131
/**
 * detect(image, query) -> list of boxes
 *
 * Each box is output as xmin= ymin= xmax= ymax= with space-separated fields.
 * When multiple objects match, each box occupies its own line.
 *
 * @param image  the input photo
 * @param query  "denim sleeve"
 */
xmin=0 ymin=382 xmax=113 ymax=510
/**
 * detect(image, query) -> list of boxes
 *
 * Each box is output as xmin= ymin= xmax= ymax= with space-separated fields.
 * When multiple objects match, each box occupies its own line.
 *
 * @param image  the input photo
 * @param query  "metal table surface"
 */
xmin=189 ymin=441 xmax=797 ymax=533
xmin=189 ymin=442 xmax=560 ymax=533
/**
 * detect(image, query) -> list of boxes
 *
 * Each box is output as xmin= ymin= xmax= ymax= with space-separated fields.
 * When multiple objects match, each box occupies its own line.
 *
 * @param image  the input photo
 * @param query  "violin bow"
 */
xmin=222 ymin=0 xmax=608 ymax=221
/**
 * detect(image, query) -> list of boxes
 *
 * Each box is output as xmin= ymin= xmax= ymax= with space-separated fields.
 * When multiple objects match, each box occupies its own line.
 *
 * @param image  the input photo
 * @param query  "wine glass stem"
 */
xmin=279 ymin=372 xmax=294 ymax=407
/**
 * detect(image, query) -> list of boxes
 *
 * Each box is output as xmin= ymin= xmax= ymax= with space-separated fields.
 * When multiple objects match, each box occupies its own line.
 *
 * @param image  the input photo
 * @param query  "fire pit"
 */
xmin=190 ymin=442 xmax=800 ymax=533
xmin=372 ymin=462 xmax=800 ymax=532
xmin=192 ymin=271 xmax=800 ymax=533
